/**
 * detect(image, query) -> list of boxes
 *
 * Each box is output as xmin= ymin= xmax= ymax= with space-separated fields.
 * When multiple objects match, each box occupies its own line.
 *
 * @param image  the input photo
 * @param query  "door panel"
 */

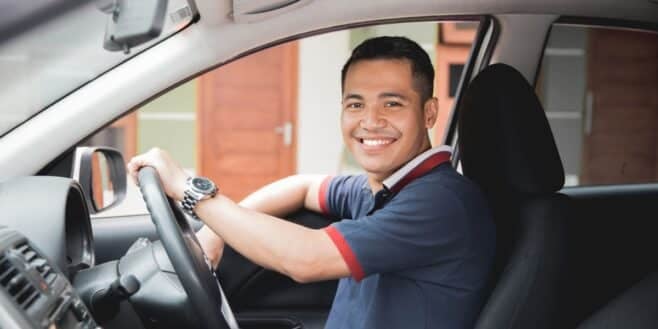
xmin=537 ymin=25 xmax=658 ymax=328
xmin=558 ymin=185 xmax=658 ymax=328
xmin=198 ymin=42 xmax=298 ymax=201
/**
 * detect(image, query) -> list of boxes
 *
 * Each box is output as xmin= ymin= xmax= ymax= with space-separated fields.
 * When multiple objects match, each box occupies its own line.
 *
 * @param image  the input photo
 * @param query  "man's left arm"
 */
xmin=195 ymin=193 xmax=350 ymax=283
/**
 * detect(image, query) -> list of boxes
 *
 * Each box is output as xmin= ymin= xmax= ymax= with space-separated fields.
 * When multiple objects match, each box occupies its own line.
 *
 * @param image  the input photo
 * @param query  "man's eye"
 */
xmin=385 ymin=101 xmax=402 ymax=107
xmin=345 ymin=103 xmax=363 ymax=110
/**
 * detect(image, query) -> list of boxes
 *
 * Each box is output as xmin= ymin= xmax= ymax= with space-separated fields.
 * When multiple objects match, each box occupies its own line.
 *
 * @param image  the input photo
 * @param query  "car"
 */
xmin=0 ymin=0 xmax=657 ymax=329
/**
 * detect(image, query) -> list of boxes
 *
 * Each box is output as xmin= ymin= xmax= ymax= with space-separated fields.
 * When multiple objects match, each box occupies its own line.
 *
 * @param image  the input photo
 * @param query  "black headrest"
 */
xmin=458 ymin=63 xmax=564 ymax=196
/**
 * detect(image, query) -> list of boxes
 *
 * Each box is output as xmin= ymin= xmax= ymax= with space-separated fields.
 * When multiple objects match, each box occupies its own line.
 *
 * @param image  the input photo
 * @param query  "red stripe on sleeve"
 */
xmin=324 ymin=226 xmax=365 ymax=282
xmin=318 ymin=175 xmax=332 ymax=215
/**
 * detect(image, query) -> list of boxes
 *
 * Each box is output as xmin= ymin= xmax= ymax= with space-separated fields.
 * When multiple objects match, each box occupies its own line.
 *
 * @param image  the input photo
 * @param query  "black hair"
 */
xmin=341 ymin=36 xmax=435 ymax=102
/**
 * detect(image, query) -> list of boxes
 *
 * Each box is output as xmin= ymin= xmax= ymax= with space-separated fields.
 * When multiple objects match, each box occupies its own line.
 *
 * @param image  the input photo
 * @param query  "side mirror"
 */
xmin=72 ymin=147 xmax=127 ymax=214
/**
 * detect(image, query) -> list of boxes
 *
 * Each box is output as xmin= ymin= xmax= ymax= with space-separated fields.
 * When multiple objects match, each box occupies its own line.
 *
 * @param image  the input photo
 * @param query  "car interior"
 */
xmin=0 ymin=0 xmax=657 ymax=329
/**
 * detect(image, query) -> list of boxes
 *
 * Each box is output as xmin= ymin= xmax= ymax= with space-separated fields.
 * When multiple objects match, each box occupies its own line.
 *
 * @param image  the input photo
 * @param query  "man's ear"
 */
xmin=423 ymin=97 xmax=439 ymax=129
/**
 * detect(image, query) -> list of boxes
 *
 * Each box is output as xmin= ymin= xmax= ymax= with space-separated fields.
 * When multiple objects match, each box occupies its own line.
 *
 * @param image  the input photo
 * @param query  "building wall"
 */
xmin=296 ymin=31 xmax=350 ymax=174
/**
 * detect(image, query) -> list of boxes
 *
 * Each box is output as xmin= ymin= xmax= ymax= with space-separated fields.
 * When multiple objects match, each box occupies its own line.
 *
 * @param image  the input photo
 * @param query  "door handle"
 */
xmin=275 ymin=121 xmax=293 ymax=146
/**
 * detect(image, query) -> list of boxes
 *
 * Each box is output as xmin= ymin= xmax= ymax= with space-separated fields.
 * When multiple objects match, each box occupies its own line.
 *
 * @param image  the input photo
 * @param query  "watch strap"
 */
xmin=179 ymin=177 xmax=218 ymax=220
xmin=179 ymin=190 xmax=201 ymax=220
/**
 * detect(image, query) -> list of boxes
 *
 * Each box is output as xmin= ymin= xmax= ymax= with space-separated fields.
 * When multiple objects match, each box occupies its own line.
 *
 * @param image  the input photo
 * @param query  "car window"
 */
xmin=82 ymin=20 xmax=482 ymax=217
xmin=0 ymin=0 xmax=195 ymax=137
xmin=537 ymin=24 xmax=658 ymax=187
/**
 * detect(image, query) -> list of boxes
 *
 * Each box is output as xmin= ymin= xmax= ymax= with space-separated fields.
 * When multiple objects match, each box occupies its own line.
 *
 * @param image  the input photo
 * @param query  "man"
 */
xmin=127 ymin=36 xmax=495 ymax=329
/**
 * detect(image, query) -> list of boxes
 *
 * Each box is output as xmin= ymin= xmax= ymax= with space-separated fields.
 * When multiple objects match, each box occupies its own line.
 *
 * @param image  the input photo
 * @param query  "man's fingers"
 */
xmin=126 ymin=149 xmax=183 ymax=198
xmin=128 ymin=167 xmax=140 ymax=186
xmin=127 ymin=155 xmax=150 ymax=185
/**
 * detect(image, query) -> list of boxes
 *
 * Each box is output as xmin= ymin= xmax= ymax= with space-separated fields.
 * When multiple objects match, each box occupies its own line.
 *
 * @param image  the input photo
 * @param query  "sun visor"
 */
xmin=232 ymin=0 xmax=313 ymax=23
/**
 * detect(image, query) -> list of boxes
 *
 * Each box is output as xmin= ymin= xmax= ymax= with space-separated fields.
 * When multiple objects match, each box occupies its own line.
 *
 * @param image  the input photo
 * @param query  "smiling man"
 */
xmin=127 ymin=36 xmax=496 ymax=329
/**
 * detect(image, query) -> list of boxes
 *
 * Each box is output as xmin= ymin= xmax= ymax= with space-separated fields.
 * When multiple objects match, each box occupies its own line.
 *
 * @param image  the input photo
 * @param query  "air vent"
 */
xmin=14 ymin=243 xmax=57 ymax=285
xmin=0 ymin=242 xmax=54 ymax=311
xmin=0 ymin=253 xmax=39 ymax=310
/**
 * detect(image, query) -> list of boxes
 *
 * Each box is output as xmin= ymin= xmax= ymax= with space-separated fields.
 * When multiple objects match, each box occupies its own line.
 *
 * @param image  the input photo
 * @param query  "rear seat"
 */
xmin=559 ymin=185 xmax=658 ymax=328
xmin=577 ymin=271 xmax=658 ymax=329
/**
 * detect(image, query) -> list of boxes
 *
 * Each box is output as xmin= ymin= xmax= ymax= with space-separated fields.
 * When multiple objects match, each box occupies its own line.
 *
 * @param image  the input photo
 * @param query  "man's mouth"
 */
xmin=356 ymin=137 xmax=397 ymax=152
xmin=358 ymin=138 xmax=397 ymax=147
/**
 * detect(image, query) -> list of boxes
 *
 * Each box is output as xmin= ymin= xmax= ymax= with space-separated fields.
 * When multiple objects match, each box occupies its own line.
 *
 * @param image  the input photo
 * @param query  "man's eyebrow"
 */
xmin=379 ymin=92 xmax=409 ymax=101
xmin=343 ymin=93 xmax=364 ymax=101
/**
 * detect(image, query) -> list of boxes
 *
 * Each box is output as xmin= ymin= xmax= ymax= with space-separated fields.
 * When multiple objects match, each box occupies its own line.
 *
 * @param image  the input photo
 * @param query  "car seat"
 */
xmin=458 ymin=63 xmax=570 ymax=329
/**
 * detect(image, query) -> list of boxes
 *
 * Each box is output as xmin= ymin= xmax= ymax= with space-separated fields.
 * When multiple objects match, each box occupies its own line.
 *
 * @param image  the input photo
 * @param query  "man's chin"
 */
xmin=358 ymin=162 xmax=395 ymax=179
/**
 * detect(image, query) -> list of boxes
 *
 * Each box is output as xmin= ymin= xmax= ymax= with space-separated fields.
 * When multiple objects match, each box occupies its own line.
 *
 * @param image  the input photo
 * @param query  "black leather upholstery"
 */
xmin=577 ymin=271 xmax=658 ymax=329
xmin=560 ymin=186 xmax=658 ymax=328
xmin=458 ymin=63 xmax=569 ymax=329
xmin=459 ymin=64 xmax=564 ymax=197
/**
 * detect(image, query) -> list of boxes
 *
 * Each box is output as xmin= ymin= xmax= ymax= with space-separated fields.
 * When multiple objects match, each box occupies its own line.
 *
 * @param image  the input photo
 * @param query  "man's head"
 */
xmin=341 ymin=36 xmax=435 ymax=102
xmin=340 ymin=36 xmax=438 ymax=184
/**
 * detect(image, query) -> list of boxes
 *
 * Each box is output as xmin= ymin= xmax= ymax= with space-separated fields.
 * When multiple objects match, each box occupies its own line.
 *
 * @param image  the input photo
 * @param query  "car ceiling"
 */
xmin=0 ymin=1 xmax=83 ymax=43
xmin=0 ymin=0 xmax=656 ymax=177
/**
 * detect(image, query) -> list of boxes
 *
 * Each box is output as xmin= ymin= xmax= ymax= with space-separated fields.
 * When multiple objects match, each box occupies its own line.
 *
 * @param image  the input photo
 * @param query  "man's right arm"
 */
xmin=198 ymin=174 xmax=329 ymax=267
xmin=239 ymin=174 xmax=328 ymax=216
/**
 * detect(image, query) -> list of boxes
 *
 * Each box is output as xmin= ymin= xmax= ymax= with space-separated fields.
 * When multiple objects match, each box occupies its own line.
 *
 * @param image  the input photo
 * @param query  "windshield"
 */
xmin=0 ymin=0 xmax=195 ymax=136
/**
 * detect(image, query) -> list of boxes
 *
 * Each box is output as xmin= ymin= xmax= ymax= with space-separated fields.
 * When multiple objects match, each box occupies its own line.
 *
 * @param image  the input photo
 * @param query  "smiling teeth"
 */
xmin=363 ymin=139 xmax=392 ymax=146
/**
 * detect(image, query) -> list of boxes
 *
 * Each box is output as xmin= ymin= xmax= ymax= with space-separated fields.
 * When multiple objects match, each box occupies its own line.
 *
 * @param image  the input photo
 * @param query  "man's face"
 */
xmin=341 ymin=59 xmax=437 ymax=181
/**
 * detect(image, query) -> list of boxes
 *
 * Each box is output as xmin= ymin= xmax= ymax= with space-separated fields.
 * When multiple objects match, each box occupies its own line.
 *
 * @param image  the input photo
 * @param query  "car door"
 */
xmin=532 ymin=22 xmax=658 ymax=328
xmin=39 ymin=17 xmax=493 ymax=329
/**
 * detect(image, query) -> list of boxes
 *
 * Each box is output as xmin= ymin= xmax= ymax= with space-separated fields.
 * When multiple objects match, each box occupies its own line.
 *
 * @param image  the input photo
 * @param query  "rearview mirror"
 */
xmin=73 ymin=147 xmax=127 ymax=214
xmin=101 ymin=0 xmax=168 ymax=53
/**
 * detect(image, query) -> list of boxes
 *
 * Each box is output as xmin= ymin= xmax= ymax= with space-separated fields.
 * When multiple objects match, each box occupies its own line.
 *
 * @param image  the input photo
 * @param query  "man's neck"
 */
xmin=366 ymin=176 xmax=386 ymax=194
xmin=366 ymin=141 xmax=432 ymax=194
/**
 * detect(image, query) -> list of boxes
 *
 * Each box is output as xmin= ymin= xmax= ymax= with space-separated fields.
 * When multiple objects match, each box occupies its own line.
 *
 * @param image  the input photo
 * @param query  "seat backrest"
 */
xmin=458 ymin=64 xmax=569 ymax=329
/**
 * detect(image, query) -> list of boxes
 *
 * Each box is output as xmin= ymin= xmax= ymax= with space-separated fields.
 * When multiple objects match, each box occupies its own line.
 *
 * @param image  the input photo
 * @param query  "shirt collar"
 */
xmin=382 ymin=145 xmax=453 ymax=193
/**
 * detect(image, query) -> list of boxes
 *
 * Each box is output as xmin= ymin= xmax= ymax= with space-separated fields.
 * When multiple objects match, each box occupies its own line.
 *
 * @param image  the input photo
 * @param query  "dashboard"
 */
xmin=0 ymin=176 xmax=97 ymax=328
xmin=0 ymin=227 xmax=97 ymax=329
xmin=0 ymin=175 xmax=211 ymax=329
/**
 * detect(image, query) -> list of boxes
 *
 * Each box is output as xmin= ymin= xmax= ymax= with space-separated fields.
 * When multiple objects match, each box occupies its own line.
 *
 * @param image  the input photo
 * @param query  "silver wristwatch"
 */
xmin=179 ymin=176 xmax=218 ymax=220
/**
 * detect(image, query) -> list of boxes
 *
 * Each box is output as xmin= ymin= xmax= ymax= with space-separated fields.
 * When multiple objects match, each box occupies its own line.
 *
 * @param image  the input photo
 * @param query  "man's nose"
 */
xmin=360 ymin=107 xmax=386 ymax=130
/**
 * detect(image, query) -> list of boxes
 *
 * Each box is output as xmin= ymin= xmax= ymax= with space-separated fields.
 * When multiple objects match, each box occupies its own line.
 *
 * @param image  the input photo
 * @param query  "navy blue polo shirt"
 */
xmin=319 ymin=146 xmax=495 ymax=329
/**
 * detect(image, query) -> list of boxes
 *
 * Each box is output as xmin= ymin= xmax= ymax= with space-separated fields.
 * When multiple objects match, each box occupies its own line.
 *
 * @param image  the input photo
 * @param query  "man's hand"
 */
xmin=127 ymin=147 xmax=226 ymax=269
xmin=126 ymin=147 xmax=189 ymax=201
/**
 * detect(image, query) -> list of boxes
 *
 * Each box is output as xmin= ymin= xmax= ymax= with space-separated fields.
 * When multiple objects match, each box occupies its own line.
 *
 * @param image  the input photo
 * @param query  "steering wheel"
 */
xmin=138 ymin=166 xmax=239 ymax=329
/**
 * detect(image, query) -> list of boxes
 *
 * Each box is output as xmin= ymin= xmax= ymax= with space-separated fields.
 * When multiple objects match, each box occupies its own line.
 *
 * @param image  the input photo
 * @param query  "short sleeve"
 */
xmin=319 ymin=175 xmax=366 ymax=219
xmin=325 ymin=184 xmax=468 ymax=281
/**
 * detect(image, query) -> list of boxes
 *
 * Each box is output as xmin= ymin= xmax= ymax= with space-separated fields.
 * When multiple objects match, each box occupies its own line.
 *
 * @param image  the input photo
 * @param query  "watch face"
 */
xmin=191 ymin=177 xmax=215 ymax=193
